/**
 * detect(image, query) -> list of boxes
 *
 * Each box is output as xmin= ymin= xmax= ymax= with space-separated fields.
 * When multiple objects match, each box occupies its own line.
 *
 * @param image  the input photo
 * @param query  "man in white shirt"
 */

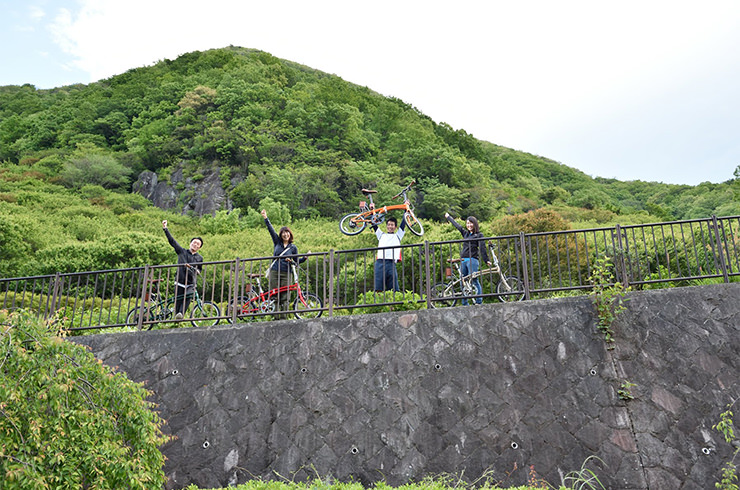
xmin=372 ymin=215 xmax=407 ymax=292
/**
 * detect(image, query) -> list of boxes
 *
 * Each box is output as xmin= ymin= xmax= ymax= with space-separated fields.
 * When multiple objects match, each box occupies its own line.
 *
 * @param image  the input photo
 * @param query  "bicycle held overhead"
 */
xmin=339 ymin=180 xmax=424 ymax=236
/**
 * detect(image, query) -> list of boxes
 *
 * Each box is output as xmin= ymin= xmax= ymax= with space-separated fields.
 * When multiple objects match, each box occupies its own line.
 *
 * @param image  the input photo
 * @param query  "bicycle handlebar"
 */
xmin=184 ymin=263 xmax=201 ymax=274
xmin=392 ymin=180 xmax=415 ymax=200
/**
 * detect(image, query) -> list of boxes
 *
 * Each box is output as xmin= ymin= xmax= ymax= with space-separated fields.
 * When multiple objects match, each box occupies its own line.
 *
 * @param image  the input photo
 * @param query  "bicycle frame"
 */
xmin=127 ymin=277 xmax=219 ymax=329
xmin=431 ymin=245 xmax=524 ymax=306
xmin=231 ymin=263 xmax=323 ymax=320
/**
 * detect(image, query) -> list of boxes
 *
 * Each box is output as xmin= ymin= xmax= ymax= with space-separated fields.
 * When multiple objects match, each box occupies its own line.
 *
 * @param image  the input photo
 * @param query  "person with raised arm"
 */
xmin=444 ymin=212 xmax=491 ymax=305
xmin=162 ymin=220 xmax=203 ymax=320
xmin=261 ymin=209 xmax=306 ymax=317
xmin=371 ymin=201 xmax=410 ymax=292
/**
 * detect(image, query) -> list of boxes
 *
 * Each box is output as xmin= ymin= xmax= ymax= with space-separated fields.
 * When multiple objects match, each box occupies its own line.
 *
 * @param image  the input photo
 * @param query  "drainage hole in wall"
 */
xmin=510 ymin=442 xmax=518 ymax=449
xmin=202 ymin=441 xmax=210 ymax=449
xmin=172 ymin=369 xmax=179 ymax=375
xmin=589 ymin=369 xmax=597 ymax=376
xmin=300 ymin=367 xmax=308 ymax=374
xmin=434 ymin=363 xmax=442 ymax=371
xmin=702 ymin=447 xmax=712 ymax=455
xmin=350 ymin=446 xmax=359 ymax=455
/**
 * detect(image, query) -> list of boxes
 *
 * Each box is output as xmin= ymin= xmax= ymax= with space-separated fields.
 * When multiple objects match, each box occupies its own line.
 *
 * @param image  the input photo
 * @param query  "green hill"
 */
xmin=1 ymin=46 xmax=739 ymax=278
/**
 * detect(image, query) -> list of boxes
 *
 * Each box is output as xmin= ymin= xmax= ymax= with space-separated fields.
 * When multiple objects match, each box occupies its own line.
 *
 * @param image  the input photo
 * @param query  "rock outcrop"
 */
xmin=133 ymin=165 xmax=231 ymax=216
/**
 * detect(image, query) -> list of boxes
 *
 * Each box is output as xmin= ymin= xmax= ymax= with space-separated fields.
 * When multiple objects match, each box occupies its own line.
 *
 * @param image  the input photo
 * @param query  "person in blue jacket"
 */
xmin=444 ymin=212 xmax=491 ymax=305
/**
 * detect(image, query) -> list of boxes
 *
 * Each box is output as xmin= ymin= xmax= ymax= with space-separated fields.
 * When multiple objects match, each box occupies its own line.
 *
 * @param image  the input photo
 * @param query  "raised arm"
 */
xmin=444 ymin=212 xmax=465 ymax=235
xmin=162 ymin=220 xmax=185 ymax=254
xmin=261 ymin=209 xmax=279 ymax=245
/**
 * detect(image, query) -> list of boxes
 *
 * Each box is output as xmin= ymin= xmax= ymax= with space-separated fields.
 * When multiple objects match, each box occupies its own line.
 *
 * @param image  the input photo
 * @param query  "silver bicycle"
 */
xmin=430 ymin=245 xmax=525 ymax=307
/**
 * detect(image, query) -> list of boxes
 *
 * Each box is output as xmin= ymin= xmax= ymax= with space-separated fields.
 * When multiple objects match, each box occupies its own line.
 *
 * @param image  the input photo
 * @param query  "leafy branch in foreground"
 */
xmin=0 ymin=309 xmax=173 ymax=489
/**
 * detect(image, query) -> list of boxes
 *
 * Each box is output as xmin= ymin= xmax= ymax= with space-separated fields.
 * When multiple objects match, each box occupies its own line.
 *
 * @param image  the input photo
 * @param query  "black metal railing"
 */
xmin=2 ymin=215 xmax=738 ymax=332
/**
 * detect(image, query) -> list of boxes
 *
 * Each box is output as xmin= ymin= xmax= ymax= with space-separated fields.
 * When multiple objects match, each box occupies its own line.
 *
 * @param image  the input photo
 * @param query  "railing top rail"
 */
xmin=1 ymin=273 xmax=57 ymax=283
xmin=3 ymin=214 xmax=737 ymax=283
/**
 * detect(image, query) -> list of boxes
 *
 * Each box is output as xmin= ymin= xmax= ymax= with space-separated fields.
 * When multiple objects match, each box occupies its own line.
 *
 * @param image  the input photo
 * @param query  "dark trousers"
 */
xmin=268 ymin=268 xmax=292 ymax=314
xmin=374 ymin=259 xmax=399 ymax=292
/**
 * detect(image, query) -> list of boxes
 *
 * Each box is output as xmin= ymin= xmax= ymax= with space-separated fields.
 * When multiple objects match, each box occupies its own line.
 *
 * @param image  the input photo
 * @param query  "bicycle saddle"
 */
xmin=361 ymin=189 xmax=377 ymax=195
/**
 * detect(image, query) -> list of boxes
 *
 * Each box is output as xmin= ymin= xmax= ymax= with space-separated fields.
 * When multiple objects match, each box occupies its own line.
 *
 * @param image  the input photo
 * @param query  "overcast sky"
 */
xmin=2 ymin=0 xmax=739 ymax=186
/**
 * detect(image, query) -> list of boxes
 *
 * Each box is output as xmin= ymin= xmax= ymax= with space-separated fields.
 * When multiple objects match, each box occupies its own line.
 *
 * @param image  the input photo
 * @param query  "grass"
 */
xmin=184 ymin=481 xmax=559 ymax=490
xmin=182 ymin=460 xmax=607 ymax=490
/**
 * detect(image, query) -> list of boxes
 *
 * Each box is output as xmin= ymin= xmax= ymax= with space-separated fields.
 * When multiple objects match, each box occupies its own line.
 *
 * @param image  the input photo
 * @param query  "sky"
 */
xmin=2 ymin=0 xmax=740 ymax=186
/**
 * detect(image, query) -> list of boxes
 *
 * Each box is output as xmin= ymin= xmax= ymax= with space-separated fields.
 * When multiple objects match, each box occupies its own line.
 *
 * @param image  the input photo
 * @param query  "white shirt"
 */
xmin=376 ymin=227 xmax=405 ymax=261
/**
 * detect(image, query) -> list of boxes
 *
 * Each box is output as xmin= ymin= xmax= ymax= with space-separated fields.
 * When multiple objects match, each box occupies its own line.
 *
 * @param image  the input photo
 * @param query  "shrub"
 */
xmin=353 ymin=290 xmax=426 ymax=315
xmin=59 ymin=150 xmax=132 ymax=190
xmin=24 ymin=231 xmax=171 ymax=275
xmin=492 ymin=208 xmax=571 ymax=235
xmin=0 ymin=309 xmax=172 ymax=488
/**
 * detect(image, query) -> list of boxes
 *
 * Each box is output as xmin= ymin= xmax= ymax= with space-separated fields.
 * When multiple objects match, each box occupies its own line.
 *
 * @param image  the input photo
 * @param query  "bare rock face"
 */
xmin=133 ymin=166 xmax=231 ymax=216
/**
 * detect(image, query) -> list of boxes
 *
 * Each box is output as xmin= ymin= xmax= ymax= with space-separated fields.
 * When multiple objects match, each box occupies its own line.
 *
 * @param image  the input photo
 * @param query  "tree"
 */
xmin=0 ymin=310 xmax=172 ymax=489
xmin=492 ymin=208 xmax=571 ymax=235
xmin=417 ymin=178 xmax=465 ymax=219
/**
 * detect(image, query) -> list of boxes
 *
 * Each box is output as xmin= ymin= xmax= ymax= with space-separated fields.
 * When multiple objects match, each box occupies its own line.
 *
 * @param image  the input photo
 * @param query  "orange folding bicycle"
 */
xmin=339 ymin=180 xmax=424 ymax=236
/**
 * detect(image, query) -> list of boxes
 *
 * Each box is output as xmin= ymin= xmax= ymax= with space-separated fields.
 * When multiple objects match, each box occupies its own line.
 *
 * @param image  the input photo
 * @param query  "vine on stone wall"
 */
xmin=589 ymin=255 xmax=629 ymax=346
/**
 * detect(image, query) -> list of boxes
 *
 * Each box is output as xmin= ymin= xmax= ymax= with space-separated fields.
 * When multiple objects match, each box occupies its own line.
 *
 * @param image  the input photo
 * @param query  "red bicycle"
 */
xmin=227 ymin=261 xmax=323 ymax=322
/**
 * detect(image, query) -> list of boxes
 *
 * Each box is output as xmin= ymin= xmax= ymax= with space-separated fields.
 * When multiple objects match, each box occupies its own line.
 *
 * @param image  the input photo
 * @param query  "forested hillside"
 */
xmin=1 ymin=46 xmax=739 ymax=278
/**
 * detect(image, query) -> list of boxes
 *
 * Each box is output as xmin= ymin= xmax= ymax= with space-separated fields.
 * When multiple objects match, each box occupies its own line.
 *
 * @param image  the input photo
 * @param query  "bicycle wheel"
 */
xmin=293 ymin=292 xmax=323 ymax=319
xmin=497 ymin=276 xmax=525 ymax=302
xmin=339 ymin=213 xmax=367 ymax=236
xmin=126 ymin=306 xmax=150 ymax=328
xmin=226 ymin=294 xmax=258 ymax=324
xmin=127 ymin=306 xmax=166 ymax=330
xmin=190 ymin=301 xmax=221 ymax=327
xmin=430 ymin=282 xmax=457 ymax=308
xmin=404 ymin=211 xmax=424 ymax=236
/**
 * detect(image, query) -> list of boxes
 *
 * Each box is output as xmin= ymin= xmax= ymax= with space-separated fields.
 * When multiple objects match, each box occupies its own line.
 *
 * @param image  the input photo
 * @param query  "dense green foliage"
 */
xmin=1 ymin=46 xmax=740 ymax=278
xmin=0 ymin=310 xmax=171 ymax=488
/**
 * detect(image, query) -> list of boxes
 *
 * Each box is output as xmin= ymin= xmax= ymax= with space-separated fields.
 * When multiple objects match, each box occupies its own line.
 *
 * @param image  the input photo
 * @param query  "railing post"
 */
xmin=424 ymin=241 xmax=432 ymax=309
xmin=49 ymin=272 xmax=63 ymax=320
xmin=231 ymin=258 xmax=241 ymax=324
xmin=710 ymin=215 xmax=730 ymax=283
xmin=614 ymin=224 xmax=629 ymax=288
xmin=135 ymin=265 xmax=150 ymax=330
xmin=518 ymin=232 xmax=531 ymax=300
xmin=328 ymin=249 xmax=335 ymax=318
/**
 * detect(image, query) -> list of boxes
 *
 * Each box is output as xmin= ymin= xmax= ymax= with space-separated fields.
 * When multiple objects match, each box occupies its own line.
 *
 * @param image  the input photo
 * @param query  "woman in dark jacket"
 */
xmin=260 ymin=209 xmax=306 ymax=316
xmin=444 ymin=212 xmax=491 ymax=305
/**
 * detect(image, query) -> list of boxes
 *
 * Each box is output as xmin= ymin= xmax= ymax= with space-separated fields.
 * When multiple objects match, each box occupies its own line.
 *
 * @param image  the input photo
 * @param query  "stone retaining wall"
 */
xmin=73 ymin=284 xmax=740 ymax=489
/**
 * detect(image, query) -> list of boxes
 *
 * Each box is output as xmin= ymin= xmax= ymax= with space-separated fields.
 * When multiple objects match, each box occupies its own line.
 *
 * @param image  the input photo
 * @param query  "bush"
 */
xmin=24 ymin=231 xmax=171 ymax=275
xmin=353 ymin=290 xmax=426 ymax=315
xmin=0 ymin=310 xmax=172 ymax=488
xmin=492 ymin=208 xmax=571 ymax=235
xmin=58 ymin=148 xmax=132 ymax=190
